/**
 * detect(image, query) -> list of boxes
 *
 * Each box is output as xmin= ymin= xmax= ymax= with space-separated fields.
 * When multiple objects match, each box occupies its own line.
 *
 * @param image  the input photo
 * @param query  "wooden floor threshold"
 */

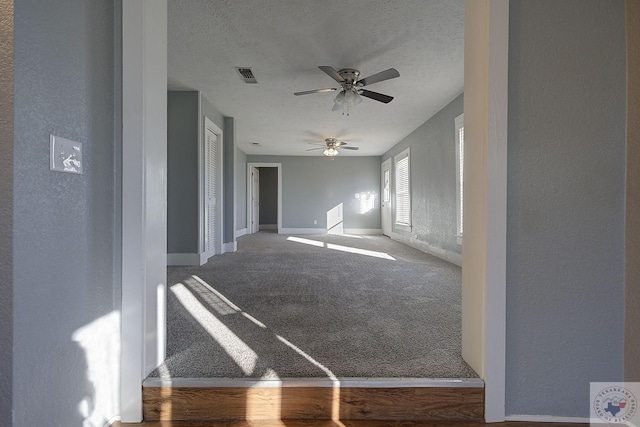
xmin=115 ymin=421 xmax=589 ymax=427
xmin=142 ymin=378 xmax=485 ymax=422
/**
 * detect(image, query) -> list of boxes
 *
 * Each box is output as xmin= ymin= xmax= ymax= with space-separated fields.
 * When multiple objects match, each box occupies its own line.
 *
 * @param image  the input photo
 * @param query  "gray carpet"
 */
xmin=149 ymin=232 xmax=478 ymax=379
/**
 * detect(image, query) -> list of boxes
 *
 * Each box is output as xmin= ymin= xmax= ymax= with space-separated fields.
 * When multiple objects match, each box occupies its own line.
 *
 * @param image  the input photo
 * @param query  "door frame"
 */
xmin=461 ymin=0 xmax=508 ymax=421
xmin=381 ymin=158 xmax=392 ymax=236
xmin=121 ymin=1 xmax=509 ymax=421
xmin=247 ymin=163 xmax=282 ymax=234
xmin=251 ymin=167 xmax=260 ymax=233
xmin=201 ymin=117 xmax=223 ymax=259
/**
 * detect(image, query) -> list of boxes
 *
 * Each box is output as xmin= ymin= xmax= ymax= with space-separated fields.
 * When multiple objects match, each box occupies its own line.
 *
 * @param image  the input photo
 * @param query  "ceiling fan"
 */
xmin=294 ymin=66 xmax=400 ymax=115
xmin=306 ymin=138 xmax=360 ymax=157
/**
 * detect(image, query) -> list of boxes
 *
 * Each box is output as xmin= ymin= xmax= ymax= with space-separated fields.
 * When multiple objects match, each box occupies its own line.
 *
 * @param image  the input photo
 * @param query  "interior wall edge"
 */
xmin=625 ymin=0 xmax=640 ymax=383
xmin=0 ymin=0 xmax=14 ymax=424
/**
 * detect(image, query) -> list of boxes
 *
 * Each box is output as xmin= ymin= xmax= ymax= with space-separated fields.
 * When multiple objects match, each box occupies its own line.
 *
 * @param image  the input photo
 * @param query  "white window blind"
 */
xmin=395 ymin=149 xmax=410 ymax=227
xmin=455 ymin=113 xmax=464 ymax=243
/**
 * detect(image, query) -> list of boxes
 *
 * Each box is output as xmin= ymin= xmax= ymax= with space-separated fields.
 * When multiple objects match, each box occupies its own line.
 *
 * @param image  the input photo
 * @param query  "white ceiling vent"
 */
xmin=236 ymin=67 xmax=257 ymax=84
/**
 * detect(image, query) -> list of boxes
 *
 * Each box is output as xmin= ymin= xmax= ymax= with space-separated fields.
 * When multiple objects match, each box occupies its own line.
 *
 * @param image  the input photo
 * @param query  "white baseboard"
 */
xmin=222 ymin=241 xmax=237 ymax=253
xmin=280 ymin=228 xmax=383 ymax=236
xmin=144 ymin=377 xmax=484 ymax=389
xmin=344 ymin=228 xmax=383 ymax=235
xmin=236 ymin=228 xmax=248 ymax=238
xmin=280 ymin=228 xmax=327 ymax=234
xmin=260 ymin=224 xmax=277 ymax=230
xmin=167 ymin=252 xmax=206 ymax=266
xmin=388 ymin=232 xmax=462 ymax=266
xmin=505 ymin=415 xmax=591 ymax=423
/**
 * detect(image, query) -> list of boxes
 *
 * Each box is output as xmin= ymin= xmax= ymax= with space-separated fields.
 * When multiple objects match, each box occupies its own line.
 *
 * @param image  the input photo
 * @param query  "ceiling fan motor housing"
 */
xmin=338 ymin=69 xmax=360 ymax=84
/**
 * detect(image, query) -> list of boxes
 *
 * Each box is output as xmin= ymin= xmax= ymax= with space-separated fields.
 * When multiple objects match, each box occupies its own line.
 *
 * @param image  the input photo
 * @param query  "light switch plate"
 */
xmin=50 ymin=134 xmax=83 ymax=174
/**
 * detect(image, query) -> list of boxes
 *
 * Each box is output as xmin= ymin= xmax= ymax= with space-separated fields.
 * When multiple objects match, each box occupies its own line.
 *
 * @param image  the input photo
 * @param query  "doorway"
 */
xmin=121 ymin=1 xmax=509 ymax=421
xmin=247 ymin=163 xmax=282 ymax=234
xmin=257 ymin=167 xmax=278 ymax=231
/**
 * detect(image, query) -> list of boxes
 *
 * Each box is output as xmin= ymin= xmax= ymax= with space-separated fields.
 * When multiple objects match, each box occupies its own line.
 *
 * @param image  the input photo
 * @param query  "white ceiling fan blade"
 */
xmin=294 ymin=88 xmax=337 ymax=96
xmin=318 ymin=66 xmax=345 ymax=83
xmin=358 ymin=68 xmax=400 ymax=87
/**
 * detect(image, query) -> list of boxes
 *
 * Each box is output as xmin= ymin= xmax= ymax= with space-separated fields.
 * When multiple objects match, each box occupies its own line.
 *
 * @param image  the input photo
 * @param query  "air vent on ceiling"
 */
xmin=236 ymin=67 xmax=257 ymax=84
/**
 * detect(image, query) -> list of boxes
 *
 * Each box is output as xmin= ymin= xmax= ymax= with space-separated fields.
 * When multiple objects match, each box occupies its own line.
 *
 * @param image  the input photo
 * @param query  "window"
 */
xmin=394 ymin=148 xmax=411 ymax=230
xmin=455 ymin=113 xmax=464 ymax=244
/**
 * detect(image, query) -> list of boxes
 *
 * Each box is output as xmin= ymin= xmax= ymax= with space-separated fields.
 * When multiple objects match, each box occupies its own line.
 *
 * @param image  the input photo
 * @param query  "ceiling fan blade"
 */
xmin=319 ymin=66 xmax=345 ymax=83
xmin=307 ymin=142 xmax=326 ymax=145
xmin=294 ymin=88 xmax=337 ymax=96
xmin=306 ymin=147 xmax=325 ymax=151
xmin=360 ymin=89 xmax=394 ymax=104
xmin=341 ymin=146 xmax=359 ymax=150
xmin=358 ymin=68 xmax=400 ymax=87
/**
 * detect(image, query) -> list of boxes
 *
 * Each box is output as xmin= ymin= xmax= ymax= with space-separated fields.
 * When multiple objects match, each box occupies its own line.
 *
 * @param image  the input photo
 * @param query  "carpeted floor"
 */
xmin=149 ymin=232 xmax=478 ymax=380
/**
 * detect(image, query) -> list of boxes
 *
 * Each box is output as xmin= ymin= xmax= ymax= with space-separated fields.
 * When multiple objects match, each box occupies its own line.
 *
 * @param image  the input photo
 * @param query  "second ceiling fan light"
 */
xmin=323 ymin=147 xmax=339 ymax=157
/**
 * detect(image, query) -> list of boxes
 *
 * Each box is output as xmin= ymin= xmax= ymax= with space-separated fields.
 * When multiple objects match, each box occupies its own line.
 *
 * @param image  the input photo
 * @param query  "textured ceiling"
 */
xmin=168 ymin=0 xmax=464 ymax=156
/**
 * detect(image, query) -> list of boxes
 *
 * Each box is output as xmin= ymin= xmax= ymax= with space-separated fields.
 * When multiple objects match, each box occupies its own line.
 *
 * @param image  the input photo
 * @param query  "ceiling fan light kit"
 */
xmin=306 ymin=137 xmax=360 ymax=158
xmin=323 ymin=147 xmax=339 ymax=157
xmin=295 ymin=66 xmax=399 ymax=155
xmin=294 ymin=65 xmax=400 ymax=116
xmin=333 ymin=89 xmax=363 ymax=116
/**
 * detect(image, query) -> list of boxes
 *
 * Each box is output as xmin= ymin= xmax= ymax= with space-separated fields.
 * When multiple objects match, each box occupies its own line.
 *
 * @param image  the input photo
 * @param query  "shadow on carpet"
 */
xmin=150 ymin=232 xmax=479 ymax=379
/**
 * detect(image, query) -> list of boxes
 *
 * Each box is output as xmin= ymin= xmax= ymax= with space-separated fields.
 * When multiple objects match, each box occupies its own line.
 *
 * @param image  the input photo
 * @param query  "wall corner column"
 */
xmin=462 ymin=0 xmax=508 ymax=422
xmin=121 ymin=0 xmax=168 ymax=422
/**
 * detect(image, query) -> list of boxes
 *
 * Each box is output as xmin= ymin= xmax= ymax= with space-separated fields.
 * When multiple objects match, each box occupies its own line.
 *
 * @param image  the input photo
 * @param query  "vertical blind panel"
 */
xmin=206 ymin=131 xmax=217 ymax=253
xmin=459 ymin=126 xmax=464 ymax=235
xmin=395 ymin=155 xmax=410 ymax=225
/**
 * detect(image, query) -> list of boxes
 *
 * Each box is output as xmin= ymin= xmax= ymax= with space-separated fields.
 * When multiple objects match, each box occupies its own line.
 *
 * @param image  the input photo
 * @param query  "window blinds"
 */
xmin=395 ymin=154 xmax=410 ymax=226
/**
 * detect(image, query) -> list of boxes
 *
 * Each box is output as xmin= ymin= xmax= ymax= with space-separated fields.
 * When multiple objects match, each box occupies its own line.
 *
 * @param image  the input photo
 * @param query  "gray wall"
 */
xmin=236 ymin=148 xmax=247 ymax=231
xmin=167 ymin=91 xmax=226 ymax=253
xmin=506 ymin=0 xmax=626 ymax=417
xmin=223 ymin=117 xmax=235 ymax=243
xmin=0 ymin=0 xmax=13 ymax=424
xmin=200 ymin=92 xmax=224 ymax=131
xmin=626 ymin=0 xmax=640 ymax=383
xmin=167 ymin=91 xmax=200 ymax=253
xmin=247 ymin=156 xmax=381 ymax=230
xmin=258 ymin=167 xmax=278 ymax=225
xmin=382 ymin=94 xmax=463 ymax=258
xmin=13 ymin=0 xmax=120 ymax=425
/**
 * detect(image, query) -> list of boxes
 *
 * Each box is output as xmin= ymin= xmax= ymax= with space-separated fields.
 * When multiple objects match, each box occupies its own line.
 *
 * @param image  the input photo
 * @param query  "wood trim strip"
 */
xmin=143 ymin=377 xmax=484 ymax=388
xmin=142 ymin=386 xmax=484 ymax=422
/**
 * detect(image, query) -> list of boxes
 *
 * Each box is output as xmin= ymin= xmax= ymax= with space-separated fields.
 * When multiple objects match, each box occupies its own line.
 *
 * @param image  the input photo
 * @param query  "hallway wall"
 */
xmin=506 ymin=0 xmax=626 ymax=417
xmin=625 ymin=0 xmax=640 ymax=383
xmin=247 ymin=155 xmax=381 ymax=232
xmin=382 ymin=94 xmax=463 ymax=264
xmin=0 ymin=0 xmax=13 ymax=424
xmin=12 ymin=0 xmax=121 ymax=425
xmin=167 ymin=91 xmax=227 ymax=256
xmin=236 ymin=148 xmax=247 ymax=232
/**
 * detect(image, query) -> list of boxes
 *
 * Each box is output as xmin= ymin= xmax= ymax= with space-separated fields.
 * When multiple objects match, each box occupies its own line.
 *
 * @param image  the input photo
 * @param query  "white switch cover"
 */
xmin=50 ymin=134 xmax=83 ymax=174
